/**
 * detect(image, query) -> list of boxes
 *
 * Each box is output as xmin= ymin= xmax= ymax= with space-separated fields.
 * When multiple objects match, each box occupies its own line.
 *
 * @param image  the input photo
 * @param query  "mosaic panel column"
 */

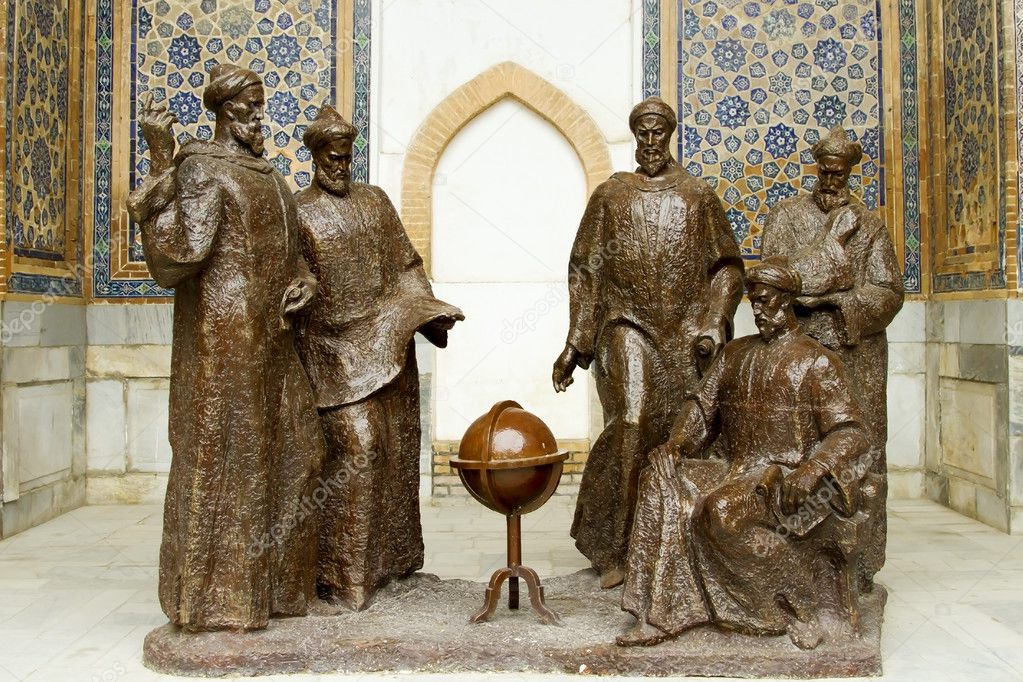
xmin=930 ymin=0 xmax=1008 ymax=292
xmin=3 ymin=0 xmax=85 ymax=297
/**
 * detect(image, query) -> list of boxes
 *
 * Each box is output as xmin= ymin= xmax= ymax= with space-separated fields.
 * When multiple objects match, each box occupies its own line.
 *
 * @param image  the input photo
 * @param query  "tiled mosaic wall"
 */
xmin=3 ymin=0 xmax=85 ymax=297
xmin=930 ymin=0 xmax=1009 ymax=293
xmin=90 ymin=0 xmax=370 ymax=299
xmin=674 ymin=0 xmax=883 ymax=260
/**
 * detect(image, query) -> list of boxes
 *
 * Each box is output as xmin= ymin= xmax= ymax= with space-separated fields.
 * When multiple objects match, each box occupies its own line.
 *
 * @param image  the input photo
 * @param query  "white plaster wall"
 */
xmin=432 ymin=100 xmax=590 ymax=440
xmin=371 ymin=0 xmax=641 ymax=195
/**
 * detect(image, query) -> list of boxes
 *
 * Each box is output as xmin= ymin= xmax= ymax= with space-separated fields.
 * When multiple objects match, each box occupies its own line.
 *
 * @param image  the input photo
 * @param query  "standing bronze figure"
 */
xmin=619 ymin=258 xmax=875 ymax=650
xmin=552 ymin=97 xmax=744 ymax=588
xmin=295 ymin=106 xmax=464 ymax=611
xmin=761 ymin=126 xmax=904 ymax=585
xmin=127 ymin=65 xmax=325 ymax=631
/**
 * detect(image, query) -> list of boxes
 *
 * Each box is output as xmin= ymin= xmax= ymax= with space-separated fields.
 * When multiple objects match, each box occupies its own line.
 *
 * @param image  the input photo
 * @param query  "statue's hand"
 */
xmin=781 ymin=460 xmax=828 ymax=515
xmin=420 ymin=312 xmax=464 ymax=347
xmin=552 ymin=344 xmax=578 ymax=392
xmin=695 ymin=313 xmax=727 ymax=363
xmin=281 ymin=278 xmax=315 ymax=318
xmin=138 ymin=92 xmax=177 ymax=174
xmin=649 ymin=442 xmax=680 ymax=481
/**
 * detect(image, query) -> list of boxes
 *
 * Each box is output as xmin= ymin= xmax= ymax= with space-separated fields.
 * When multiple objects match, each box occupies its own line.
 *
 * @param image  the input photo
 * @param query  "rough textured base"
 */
xmin=144 ymin=570 xmax=886 ymax=678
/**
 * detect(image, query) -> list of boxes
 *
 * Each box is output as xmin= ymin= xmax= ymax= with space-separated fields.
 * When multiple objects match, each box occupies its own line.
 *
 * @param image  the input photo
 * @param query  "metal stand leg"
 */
xmin=469 ymin=514 xmax=561 ymax=625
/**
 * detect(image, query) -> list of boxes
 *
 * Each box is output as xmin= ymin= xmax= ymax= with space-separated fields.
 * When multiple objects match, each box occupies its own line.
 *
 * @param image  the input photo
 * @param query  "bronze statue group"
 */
xmin=129 ymin=64 xmax=903 ymax=651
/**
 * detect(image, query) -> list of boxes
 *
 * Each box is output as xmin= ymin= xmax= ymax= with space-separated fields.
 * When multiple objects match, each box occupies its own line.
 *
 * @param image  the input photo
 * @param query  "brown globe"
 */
xmin=451 ymin=400 xmax=568 ymax=517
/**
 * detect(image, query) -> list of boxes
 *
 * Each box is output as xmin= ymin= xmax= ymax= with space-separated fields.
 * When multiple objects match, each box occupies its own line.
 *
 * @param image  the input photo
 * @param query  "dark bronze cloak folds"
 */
xmin=761 ymin=194 xmax=904 ymax=580
xmin=127 ymin=141 xmax=325 ymax=631
xmin=566 ymin=162 xmax=743 ymax=575
xmin=294 ymin=183 xmax=462 ymax=607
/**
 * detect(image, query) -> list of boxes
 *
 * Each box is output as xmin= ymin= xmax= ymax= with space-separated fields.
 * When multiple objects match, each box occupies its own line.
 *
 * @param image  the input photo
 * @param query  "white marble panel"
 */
xmin=939 ymin=378 xmax=997 ymax=482
xmin=86 ymin=380 xmax=126 ymax=473
xmin=888 ymin=342 xmax=926 ymax=374
xmin=86 ymin=345 xmax=171 ymax=379
xmin=432 ymin=281 xmax=590 ymax=441
xmin=2 ymin=347 xmax=72 ymax=383
xmin=887 ymin=374 xmax=925 ymax=469
xmin=2 ymin=382 xmax=74 ymax=494
xmin=86 ymin=304 xmax=174 ymax=346
xmin=126 ymin=379 xmax=172 ymax=473
xmin=959 ymin=300 xmax=1008 ymax=345
xmin=887 ymin=301 xmax=926 ymax=343
xmin=432 ymin=99 xmax=587 ymax=284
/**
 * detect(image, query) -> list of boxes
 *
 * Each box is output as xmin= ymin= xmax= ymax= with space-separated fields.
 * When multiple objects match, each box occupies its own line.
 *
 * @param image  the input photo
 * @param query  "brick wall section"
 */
xmin=400 ymin=61 xmax=613 ymax=275
xmin=431 ymin=439 xmax=589 ymax=498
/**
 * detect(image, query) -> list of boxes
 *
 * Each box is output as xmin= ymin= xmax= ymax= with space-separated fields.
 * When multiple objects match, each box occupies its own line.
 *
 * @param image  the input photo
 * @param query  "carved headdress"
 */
xmin=629 ymin=97 xmax=676 ymax=132
xmin=746 ymin=256 xmax=803 ymax=294
xmin=811 ymin=126 xmax=863 ymax=167
xmin=203 ymin=64 xmax=261 ymax=112
xmin=303 ymin=105 xmax=357 ymax=152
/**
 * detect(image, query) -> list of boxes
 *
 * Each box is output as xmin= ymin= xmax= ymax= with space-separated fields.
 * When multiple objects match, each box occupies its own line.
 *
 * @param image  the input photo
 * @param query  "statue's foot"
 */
xmin=786 ymin=615 xmax=824 ymax=650
xmin=599 ymin=567 xmax=626 ymax=589
xmin=616 ymin=620 xmax=670 ymax=647
xmin=321 ymin=584 xmax=376 ymax=611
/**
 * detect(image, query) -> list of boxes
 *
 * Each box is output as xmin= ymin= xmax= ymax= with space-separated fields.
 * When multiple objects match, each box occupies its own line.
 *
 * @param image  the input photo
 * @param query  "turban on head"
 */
xmin=811 ymin=126 xmax=863 ymax=167
xmin=302 ymin=105 xmax=357 ymax=152
xmin=629 ymin=96 xmax=677 ymax=132
xmin=746 ymin=256 xmax=802 ymax=295
xmin=203 ymin=64 xmax=262 ymax=112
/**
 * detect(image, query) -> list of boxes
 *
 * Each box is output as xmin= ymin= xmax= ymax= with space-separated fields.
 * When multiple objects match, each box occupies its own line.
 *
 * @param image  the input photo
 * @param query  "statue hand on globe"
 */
xmin=552 ymin=344 xmax=578 ymax=392
xmin=138 ymin=92 xmax=178 ymax=175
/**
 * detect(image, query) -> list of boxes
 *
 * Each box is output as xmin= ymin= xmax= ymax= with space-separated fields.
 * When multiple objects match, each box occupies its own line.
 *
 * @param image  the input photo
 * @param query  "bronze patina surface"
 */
xmin=294 ymin=106 xmax=463 ymax=612
xmin=553 ymin=97 xmax=744 ymax=589
xmin=761 ymin=126 xmax=904 ymax=585
xmin=127 ymin=66 xmax=325 ymax=632
xmin=618 ymin=259 xmax=880 ymax=652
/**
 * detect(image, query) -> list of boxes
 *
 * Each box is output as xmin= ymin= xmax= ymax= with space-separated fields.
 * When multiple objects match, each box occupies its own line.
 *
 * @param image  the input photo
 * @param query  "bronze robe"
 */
xmin=623 ymin=332 xmax=871 ymax=637
xmin=567 ymin=162 xmax=743 ymax=574
xmin=127 ymin=141 xmax=325 ymax=631
xmin=761 ymin=195 xmax=903 ymax=579
xmin=294 ymin=183 xmax=462 ymax=608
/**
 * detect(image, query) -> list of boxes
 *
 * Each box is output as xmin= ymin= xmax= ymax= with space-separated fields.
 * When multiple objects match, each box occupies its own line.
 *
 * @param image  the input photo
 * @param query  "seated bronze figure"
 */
xmin=618 ymin=258 xmax=879 ymax=650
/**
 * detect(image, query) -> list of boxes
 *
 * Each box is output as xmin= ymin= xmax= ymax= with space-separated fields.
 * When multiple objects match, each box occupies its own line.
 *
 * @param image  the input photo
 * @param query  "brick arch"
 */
xmin=401 ymin=62 xmax=614 ymax=274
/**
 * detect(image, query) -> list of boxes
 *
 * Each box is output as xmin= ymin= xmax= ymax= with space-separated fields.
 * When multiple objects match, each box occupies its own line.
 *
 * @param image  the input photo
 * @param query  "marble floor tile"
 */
xmin=0 ymin=498 xmax=1021 ymax=681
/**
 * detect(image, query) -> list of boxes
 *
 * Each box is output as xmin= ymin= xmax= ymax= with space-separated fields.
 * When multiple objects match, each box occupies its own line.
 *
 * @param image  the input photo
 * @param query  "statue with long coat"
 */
xmin=618 ymin=259 xmax=874 ymax=650
xmin=294 ymin=107 xmax=464 ymax=610
xmin=127 ymin=66 xmax=325 ymax=631
xmin=552 ymin=97 xmax=744 ymax=588
xmin=761 ymin=127 xmax=904 ymax=584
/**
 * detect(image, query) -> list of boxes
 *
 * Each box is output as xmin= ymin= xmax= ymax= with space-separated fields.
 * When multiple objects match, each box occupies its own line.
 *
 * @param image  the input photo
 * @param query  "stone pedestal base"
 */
xmin=144 ymin=570 xmax=886 ymax=678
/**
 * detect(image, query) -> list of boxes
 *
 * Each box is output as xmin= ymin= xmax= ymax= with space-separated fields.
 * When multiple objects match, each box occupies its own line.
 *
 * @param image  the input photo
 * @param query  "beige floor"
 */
xmin=0 ymin=496 xmax=1020 ymax=681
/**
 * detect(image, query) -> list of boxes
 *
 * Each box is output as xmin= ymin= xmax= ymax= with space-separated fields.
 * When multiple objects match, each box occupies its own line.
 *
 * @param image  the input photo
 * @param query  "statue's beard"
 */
xmin=636 ymin=146 xmax=669 ymax=177
xmin=231 ymin=121 xmax=265 ymax=156
xmin=315 ymin=169 xmax=350 ymax=197
xmin=813 ymin=186 xmax=851 ymax=213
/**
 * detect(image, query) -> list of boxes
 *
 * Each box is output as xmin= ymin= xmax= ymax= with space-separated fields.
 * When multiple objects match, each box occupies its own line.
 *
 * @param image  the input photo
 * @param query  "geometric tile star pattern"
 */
xmin=130 ymin=0 xmax=339 ymax=264
xmin=676 ymin=0 xmax=883 ymax=258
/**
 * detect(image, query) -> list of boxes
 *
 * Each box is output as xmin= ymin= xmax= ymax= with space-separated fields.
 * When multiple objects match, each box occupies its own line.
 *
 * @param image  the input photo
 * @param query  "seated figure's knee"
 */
xmin=699 ymin=489 xmax=739 ymax=538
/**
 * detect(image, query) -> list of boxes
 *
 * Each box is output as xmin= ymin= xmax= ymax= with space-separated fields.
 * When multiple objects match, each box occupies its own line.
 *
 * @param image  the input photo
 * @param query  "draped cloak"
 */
xmin=761 ymin=195 xmax=903 ymax=580
xmin=622 ymin=332 xmax=872 ymax=637
xmin=127 ymin=141 xmax=326 ymax=631
xmin=294 ymin=183 xmax=463 ymax=606
xmin=566 ymin=162 xmax=743 ymax=574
